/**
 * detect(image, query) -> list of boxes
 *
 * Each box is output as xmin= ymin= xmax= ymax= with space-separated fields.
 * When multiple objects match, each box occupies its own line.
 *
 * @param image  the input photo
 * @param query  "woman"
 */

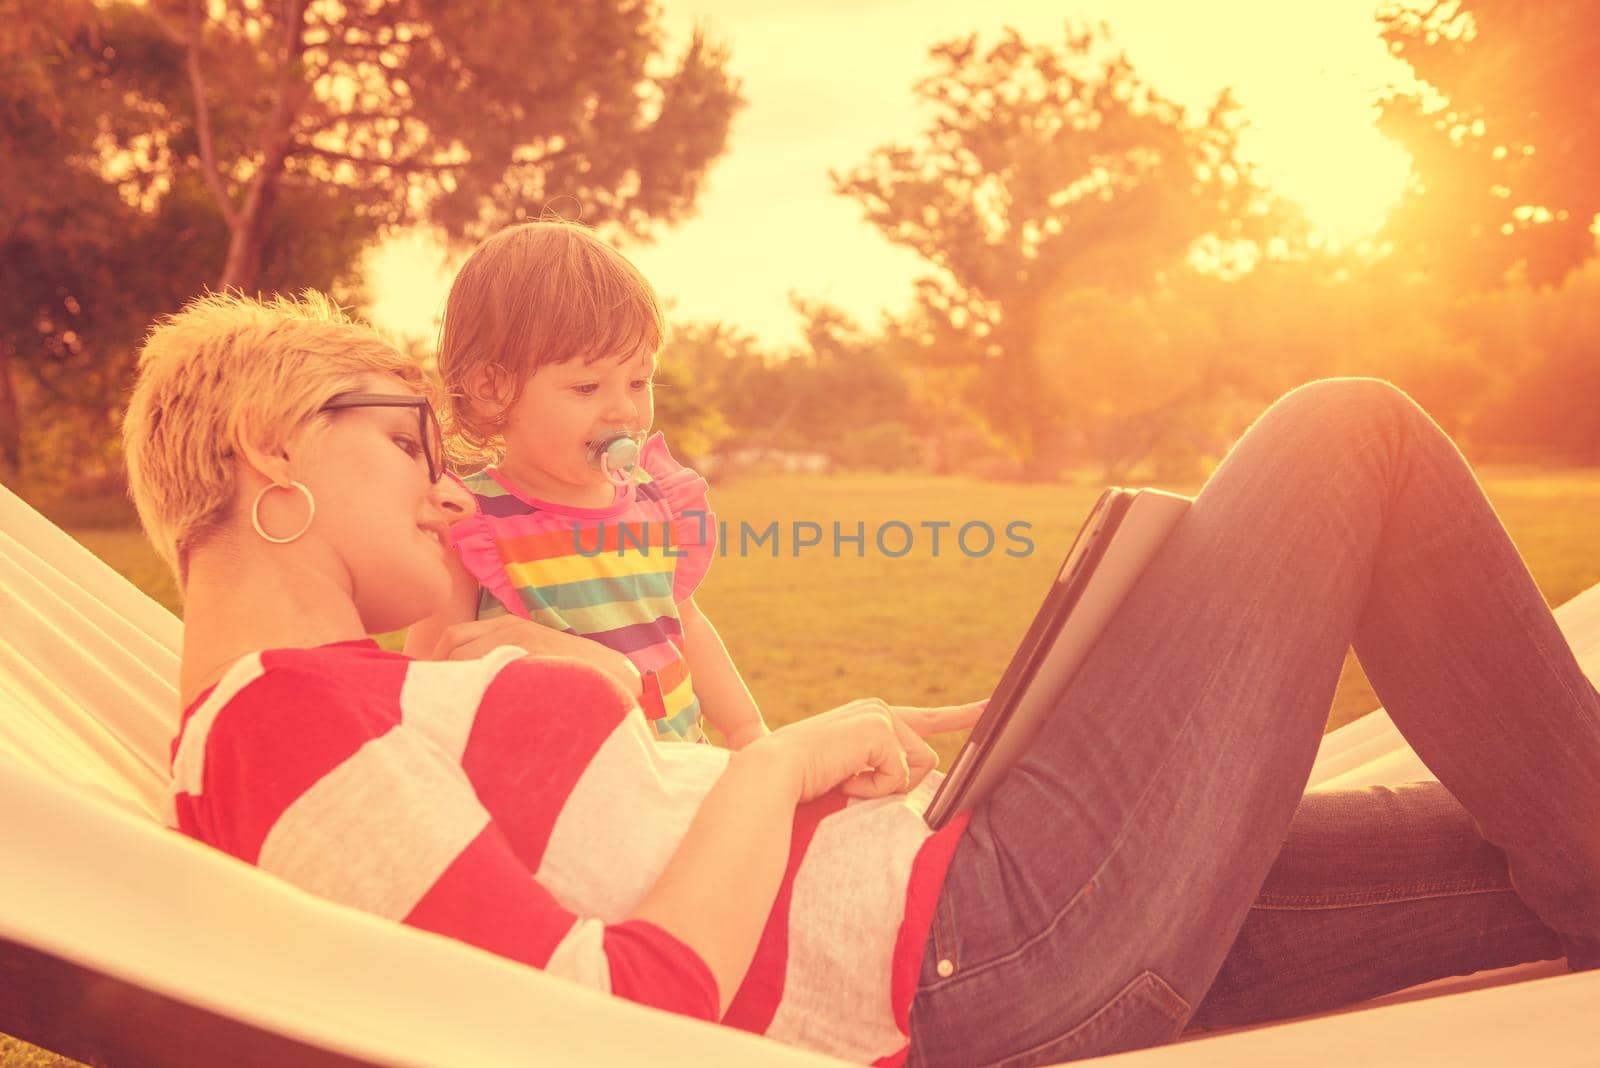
xmin=124 ymin=291 xmax=1599 ymax=1067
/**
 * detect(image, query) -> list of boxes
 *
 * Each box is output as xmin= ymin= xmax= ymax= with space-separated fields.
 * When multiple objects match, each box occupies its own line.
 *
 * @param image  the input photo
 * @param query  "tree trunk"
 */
xmin=216 ymin=176 xmax=281 ymax=294
xmin=203 ymin=0 xmax=310 ymax=293
xmin=1020 ymin=416 xmax=1069 ymax=481
xmin=214 ymin=76 xmax=304 ymax=293
xmin=0 ymin=341 xmax=22 ymax=476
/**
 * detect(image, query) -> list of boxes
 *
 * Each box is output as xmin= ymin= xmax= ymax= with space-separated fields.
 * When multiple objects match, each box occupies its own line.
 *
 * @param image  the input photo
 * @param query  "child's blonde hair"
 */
xmin=122 ymin=291 xmax=428 ymax=587
xmin=437 ymin=220 xmax=666 ymax=458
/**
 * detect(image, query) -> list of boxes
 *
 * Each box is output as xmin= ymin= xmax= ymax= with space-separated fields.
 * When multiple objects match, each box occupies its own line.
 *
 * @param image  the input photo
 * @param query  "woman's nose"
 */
xmin=432 ymin=471 xmax=475 ymax=520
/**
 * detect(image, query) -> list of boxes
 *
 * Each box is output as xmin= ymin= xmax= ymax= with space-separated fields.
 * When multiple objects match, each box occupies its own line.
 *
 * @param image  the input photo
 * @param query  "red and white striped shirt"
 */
xmin=167 ymin=640 xmax=969 ymax=1064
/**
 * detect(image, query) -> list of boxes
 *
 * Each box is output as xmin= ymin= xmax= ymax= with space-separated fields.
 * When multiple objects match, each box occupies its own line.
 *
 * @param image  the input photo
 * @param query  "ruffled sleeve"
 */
xmin=638 ymin=432 xmax=717 ymax=603
xmin=445 ymin=475 xmax=530 ymax=620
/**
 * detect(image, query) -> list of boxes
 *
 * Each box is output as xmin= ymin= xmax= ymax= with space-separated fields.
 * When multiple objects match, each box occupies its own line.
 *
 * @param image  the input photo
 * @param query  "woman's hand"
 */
xmin=892 ymin=698 xmax=989 ymax=736
xmin=428 ymin=617 xmax=642 ymax=697
xmin=753 ymin=696 xmax=989 ymax=804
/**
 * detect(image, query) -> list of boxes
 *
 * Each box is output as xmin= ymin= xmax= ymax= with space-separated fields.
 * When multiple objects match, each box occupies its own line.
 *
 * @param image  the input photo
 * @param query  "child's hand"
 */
xmin=430 ymin=616 xmax=559 ymax=661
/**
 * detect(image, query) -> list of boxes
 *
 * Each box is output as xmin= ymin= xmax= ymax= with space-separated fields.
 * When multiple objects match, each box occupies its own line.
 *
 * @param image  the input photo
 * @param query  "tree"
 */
xmin=85 ymin=0 xmax=742 ymax=292
xmin=657 ymin=320 xmax=776 ymax=450
xmin=653 ymin=322 xmax=741 ymax=460
xmin=1452 ymin=258 xmax=1600 ymax=460
xmin=1379 ymin=0 xmax=1600 ymax=288
xmin=0 ymin=1 xmax=740 ymax=483
xmin=656 ymin=305 xmax=922 ymax=469
xmin=832 ymin=24 xmax=1273 ymax=477
xmin=785 ymin=298 xmax=912 ymax=452
xmin=0 ymin=3 xmax=205 ymax=478
xmin=0 ymin=2 xmax=378 ymax=480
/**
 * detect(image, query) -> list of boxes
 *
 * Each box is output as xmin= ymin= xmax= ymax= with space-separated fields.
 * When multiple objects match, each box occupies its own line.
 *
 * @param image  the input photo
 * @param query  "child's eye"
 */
xmin=630 ymin=378 xmax=653 ymax=391
xmin=394 ymin=435 xmax=422 ymax=458
xmin=573 ymin=384 xmax=599 ymax=396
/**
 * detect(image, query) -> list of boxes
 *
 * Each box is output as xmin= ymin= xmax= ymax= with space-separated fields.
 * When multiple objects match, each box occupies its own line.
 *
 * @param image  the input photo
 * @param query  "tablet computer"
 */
xmin=923 ymin=487 xmax=1192 ymax=830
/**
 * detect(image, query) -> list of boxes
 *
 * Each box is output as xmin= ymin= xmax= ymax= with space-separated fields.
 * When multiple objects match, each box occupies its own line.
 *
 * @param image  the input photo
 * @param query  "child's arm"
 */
xmin=402 ymin=548 xmax=480 ymax=658
xmin=679 ymin=595 xmax=770 ymax=749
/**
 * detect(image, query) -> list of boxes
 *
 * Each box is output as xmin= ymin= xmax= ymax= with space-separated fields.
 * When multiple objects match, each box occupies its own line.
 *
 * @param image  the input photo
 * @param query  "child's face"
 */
xmin=498 ymin=344 xmax=656 ymax=495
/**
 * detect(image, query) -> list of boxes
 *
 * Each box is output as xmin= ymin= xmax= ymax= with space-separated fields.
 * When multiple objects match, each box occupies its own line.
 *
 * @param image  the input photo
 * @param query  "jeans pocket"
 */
xmin=989 ymin=970 xmax=1191 ymax=1067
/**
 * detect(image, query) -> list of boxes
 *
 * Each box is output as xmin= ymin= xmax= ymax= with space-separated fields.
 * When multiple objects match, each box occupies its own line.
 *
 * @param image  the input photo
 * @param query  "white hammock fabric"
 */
xmin=2 ymin=478 xmax=1597 ymax=1066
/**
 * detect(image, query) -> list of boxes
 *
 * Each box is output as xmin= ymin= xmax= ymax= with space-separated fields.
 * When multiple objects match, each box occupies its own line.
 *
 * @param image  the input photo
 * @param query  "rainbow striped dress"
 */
xmin=449 ymin=433 xmax=715 ymax=742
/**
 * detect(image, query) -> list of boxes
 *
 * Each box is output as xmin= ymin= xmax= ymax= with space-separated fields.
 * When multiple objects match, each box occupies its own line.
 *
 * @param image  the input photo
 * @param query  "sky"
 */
xmin=365 ymin=0 xmax=1417 ymax=351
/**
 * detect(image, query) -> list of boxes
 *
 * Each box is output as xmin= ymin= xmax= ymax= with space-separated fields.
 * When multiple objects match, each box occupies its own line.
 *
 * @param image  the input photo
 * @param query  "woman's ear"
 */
xmin=234 ymin=419 xmax=295 ymax=488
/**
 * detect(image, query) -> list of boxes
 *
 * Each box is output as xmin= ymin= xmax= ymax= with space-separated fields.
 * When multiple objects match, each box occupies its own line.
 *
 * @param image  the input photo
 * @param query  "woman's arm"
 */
xmin=679 ymin=596 xmax=770 ymax=749
xmin=631 ymin=702 xmax=934 ymax=1015
xmin=194 ymin=660 xmax=924 ymax=1022
xmin=629 ymin=699 xmax=990 ymax=1011
xmin=408 ymin=550 xmax=643 ymax=699
xmin=428 ymin=614 xmax=644 ymax=700
xmin=186 ymin=661 xmax=721 ymax=1018
xmin=629 ymin=740 xmax=799 ymax=1015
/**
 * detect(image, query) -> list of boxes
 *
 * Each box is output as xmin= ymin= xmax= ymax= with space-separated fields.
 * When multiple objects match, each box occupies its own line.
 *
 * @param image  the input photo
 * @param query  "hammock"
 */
xmin=2 ymin=478 xmax=1596 ymax=1066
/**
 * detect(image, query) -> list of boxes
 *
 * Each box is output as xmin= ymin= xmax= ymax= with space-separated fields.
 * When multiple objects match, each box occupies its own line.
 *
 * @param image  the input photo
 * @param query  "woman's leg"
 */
xmin=906 ymin=377 xmax=1600 ymax=1067
xmin=1190 ymin=779 xmax=1565 ymax=1030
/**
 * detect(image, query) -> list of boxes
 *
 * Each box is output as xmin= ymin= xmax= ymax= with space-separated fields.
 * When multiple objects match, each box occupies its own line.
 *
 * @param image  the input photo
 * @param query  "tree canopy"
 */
xmin=1379 ymin=0 xmax=1600 ymax=288
xmin=0 ymin=0 xmax=740 ymax=479
xmin=120 ymin=0 xmax=743 ymax=292
xmin=832 ymin=24 xmax=1277 ymax=475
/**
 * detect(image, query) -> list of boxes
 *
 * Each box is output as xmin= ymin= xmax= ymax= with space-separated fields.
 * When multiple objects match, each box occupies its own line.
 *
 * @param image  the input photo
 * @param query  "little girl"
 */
xmin=404 ymin=222 xmax=769 ymax=748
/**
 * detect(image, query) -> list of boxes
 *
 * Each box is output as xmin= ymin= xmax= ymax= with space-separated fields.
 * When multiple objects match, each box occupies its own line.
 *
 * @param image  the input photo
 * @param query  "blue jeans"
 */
xmin=906 ymin=378 xmax=1600 ymax=1066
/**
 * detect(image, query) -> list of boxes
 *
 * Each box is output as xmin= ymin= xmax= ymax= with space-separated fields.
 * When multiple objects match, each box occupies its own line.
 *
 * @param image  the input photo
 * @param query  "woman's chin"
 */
xmin=363 ymin=572 xmax=452 ymax=638
xmin=412 ymin=574 xmax=455 ymax=623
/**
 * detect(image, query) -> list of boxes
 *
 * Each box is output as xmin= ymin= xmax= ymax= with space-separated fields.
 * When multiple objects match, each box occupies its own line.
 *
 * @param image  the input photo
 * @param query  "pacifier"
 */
xmin=586 ymin=429 xmax=642 ymax=485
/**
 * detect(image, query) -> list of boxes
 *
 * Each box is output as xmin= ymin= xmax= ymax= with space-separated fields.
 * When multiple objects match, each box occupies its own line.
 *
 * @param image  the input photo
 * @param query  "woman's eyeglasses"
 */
xmin=320 ymin=392 xmax=446 ymax=484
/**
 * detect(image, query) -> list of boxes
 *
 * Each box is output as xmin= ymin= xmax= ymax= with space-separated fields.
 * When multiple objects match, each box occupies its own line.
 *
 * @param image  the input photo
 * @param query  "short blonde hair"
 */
xmin=437 ymin=221 xmax=665 ymax=458
xmin=122 ymin=291 xmax=427 ymax=586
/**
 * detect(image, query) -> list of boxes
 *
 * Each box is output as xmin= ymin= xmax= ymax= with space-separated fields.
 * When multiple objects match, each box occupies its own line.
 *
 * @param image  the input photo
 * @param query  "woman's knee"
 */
xmin=1259 ymin=376 xmax=1428 ymax=452
xmin=1277 ymin=376 xmax=1419 ymax=418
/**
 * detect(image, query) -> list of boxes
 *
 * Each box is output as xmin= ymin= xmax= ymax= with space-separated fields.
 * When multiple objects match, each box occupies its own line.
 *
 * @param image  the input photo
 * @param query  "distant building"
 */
xmin=700 ymin=443 xmax=834 ymax=479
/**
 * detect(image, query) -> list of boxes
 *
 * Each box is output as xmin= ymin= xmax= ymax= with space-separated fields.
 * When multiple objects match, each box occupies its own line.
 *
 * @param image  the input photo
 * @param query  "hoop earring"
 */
xmin=251 ymin=481 xmax=316 ymax=544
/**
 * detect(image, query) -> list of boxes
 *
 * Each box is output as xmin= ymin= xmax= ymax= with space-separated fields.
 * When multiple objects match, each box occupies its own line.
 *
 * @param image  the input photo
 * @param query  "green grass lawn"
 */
xmin=7 ymin=466 xmax=1599 ymax=1066
xmin=45 ymin=466 xmax=1600 ymax=766
xmin=693 ymin=466 xmax=1600 ymax=764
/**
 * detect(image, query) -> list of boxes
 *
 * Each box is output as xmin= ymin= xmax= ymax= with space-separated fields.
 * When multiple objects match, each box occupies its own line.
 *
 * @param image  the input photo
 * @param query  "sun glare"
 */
xmin=364 ymin=2 xmax=1423 ymax=346
xmin=1241 ymin=98 xmax=1414 ymax=245
xmin=1097 ymin=0 xmax=1419 ymax=248
xmin=365 ymin=230 xmax=456 ymax=344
